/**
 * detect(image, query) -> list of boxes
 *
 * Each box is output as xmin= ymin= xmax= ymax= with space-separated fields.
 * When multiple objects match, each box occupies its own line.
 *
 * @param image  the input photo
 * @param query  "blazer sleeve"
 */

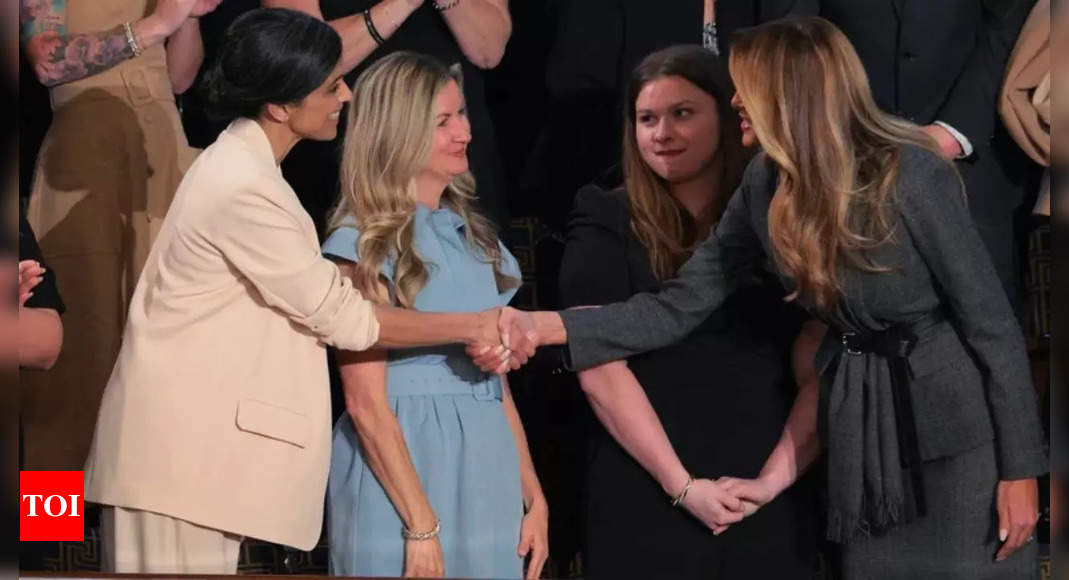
xmin=899 ymin=151 xmax=1047 ymax=479
xmin=559 ymin=158 xmax=768 ymax=370
xmin=558 ymin=186 xmax=634 ymax=308
xmin=211 ymin=183 xmax=380 ymax=353
xmin=936 ymin=0 xmax=1037 ymax=148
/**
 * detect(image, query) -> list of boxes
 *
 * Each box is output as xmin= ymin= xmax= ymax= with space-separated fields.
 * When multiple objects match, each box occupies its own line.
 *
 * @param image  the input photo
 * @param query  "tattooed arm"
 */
xmin=20 ymin=0 xmax=212 ymax=87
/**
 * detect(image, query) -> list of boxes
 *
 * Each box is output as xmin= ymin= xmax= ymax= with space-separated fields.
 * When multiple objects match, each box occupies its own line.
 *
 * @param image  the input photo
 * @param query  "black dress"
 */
xmin=19 ymin=211 xmax=65 ymax=315
xmin=558 ymin=186 xmax=816 ymax=579
xmin=281 ymin=0 xmax=509 ymax=234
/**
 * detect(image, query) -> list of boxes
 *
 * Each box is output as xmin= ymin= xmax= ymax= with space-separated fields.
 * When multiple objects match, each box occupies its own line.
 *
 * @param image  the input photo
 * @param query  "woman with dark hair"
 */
xmin=83 ymin=9 xmax=516 ymax=574
xmin=484 ymin=16 xmax=1046 ymax=579
xmin=558 ymin=45 xmax=819 ymax=579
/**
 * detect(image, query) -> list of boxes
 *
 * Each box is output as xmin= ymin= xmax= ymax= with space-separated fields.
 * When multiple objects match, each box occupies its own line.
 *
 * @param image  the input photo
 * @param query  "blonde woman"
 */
xmin=324 ymin=52 xmax=548 ymax=579
xmin=484 ymin=17 xmax=1045 ymax=579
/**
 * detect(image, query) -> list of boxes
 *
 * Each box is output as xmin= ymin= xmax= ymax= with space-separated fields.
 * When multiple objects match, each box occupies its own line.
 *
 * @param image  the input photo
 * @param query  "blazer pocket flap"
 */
xmin=908 ymin=326 xmax=971 ymax=379
xmin=235 ymin=399 xmax=310 ymax=448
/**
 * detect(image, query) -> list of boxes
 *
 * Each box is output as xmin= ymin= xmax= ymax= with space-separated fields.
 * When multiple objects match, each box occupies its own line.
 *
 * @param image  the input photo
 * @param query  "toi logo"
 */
xmin=20 ymin=471 xmax=84 ymax=541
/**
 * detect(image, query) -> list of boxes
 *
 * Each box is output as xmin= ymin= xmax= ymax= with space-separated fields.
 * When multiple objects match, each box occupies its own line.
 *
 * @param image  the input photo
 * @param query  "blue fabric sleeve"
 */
xmin=322 ymin=224 xmax=396 ymax=282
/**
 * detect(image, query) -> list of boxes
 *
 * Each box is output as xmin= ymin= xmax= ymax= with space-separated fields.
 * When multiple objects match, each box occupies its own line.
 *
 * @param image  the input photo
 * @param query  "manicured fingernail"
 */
xmin=999 ymin=529 xmax=1008 ymax=542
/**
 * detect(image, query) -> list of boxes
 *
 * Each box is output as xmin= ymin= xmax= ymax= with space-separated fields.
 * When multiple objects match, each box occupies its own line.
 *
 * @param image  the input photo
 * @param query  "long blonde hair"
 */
xmin=728 ymin=16 xmax=946 ymax=311
xmin=622 ymin=45 xmax=749 ymax=280
xmin=329 ymin=52 xmax=516 ymax=307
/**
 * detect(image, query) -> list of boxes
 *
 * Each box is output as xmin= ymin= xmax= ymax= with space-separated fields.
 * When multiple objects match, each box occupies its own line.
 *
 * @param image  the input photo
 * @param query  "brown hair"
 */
xmin=728 ymin=17 xmax=943 ymax=310
xmin=623 ymin=45 xmax=749 ymax=280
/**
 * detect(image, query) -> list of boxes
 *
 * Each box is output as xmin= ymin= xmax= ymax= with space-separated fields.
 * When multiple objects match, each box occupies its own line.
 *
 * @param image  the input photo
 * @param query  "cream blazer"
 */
xmin=998 ymin=0 xmax=1050 ymax=215
xmin=84 ymin=118 xmax=379 ymax=550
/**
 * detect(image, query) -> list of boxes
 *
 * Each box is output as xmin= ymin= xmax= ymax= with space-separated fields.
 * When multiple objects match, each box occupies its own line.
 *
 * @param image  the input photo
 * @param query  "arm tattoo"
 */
xmin=20 ymin=0 xmax=66 ymax=41
xmin=22 ymin=0 xmax=135 ymax=87
xmin=28 ymin=25 xmax=134 ymax=87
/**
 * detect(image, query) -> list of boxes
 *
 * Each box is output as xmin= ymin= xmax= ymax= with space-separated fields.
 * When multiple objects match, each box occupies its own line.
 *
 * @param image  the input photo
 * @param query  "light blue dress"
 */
xmin=324 ymin=204 xmax=524 ymax=579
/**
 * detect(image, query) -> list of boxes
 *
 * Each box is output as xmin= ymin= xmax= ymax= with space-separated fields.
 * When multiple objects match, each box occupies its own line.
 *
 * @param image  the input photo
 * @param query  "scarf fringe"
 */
xmin=825 ymin=498 xmax=911 ymax=544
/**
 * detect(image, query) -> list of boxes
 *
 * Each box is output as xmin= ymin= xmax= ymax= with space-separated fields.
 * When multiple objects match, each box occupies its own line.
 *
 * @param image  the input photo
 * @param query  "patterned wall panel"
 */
xmin=1028 ymin=222 xmax=1051 ymax=344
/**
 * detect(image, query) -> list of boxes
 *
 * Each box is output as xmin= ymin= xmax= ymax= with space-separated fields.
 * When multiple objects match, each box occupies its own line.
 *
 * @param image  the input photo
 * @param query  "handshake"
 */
xmin=465 ymin=307 xmax=550 ymax=375
xmin=462 ymin=307 xmax=785 ymax=536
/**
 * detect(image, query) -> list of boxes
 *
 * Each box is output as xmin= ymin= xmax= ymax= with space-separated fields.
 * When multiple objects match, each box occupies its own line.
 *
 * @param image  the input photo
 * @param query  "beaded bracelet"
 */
xmin=122 ymin=21 xmax=143 ymax=57
xmin=432 ymin=0 xmax=461 ymax=11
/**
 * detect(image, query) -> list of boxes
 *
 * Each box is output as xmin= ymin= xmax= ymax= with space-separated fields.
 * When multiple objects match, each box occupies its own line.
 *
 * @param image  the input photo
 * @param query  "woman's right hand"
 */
xmin=403 ymin=537 xmax=445 ymax=578
xmin=680 ymin=478 xmax=746 ymax=534
xmin=466 ymin=307 xmax=536 ymax=374
xmin=464 ymin=308 xmax=509 ymax=375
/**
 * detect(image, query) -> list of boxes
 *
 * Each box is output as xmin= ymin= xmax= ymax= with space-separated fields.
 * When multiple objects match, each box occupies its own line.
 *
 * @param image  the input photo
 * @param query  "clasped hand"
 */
xmin=467 ymin=307 xmax=540 ymax=374
xmin=677 ymin=477 xmax=777 ymax=535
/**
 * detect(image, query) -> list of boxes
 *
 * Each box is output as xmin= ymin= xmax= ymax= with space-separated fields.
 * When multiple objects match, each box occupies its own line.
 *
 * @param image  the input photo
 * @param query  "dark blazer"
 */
xmin=794 ymin=0 xmax=1042 ymax=298
xmin=796 ymin=0 xmax=1031 ymax=142
xmin=560 ymin=147 xmax=1047 ymax=479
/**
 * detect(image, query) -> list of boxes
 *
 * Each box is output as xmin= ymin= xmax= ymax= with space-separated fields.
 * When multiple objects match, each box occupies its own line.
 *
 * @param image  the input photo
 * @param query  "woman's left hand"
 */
xmin=718 ymin=476 xmax=778 ymax=510
xmin=517 ymin=498 xmax=549 ymax=579
xmin=995 ymin=478 xmax=1039 ymax=562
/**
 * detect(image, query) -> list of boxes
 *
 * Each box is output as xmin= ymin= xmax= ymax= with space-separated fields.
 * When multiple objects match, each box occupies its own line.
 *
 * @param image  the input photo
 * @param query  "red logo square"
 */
xmin=20 ymin=471 xmax=85 ymax=541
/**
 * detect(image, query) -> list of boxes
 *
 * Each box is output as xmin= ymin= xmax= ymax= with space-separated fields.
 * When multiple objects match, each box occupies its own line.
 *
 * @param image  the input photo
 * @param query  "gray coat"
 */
xmin=560 ymin=145 xmax=1046 ymax=480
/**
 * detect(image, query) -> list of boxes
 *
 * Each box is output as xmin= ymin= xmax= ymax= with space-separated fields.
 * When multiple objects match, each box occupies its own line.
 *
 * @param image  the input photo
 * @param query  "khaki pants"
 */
xmin=101 ymin=506 xmax=242 ymax=574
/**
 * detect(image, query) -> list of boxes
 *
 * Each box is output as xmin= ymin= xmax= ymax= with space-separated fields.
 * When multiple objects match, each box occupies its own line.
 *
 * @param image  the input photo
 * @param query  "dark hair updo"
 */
xmin=200 ymin=8 xmax=342 ymax=121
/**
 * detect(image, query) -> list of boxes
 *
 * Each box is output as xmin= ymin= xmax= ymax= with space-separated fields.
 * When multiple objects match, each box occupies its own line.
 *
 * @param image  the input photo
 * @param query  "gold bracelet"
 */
xmin=402 ymin=518 xmax=441 ymax=541
xmin=670 ymin=475 xmax=694 ymax=507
